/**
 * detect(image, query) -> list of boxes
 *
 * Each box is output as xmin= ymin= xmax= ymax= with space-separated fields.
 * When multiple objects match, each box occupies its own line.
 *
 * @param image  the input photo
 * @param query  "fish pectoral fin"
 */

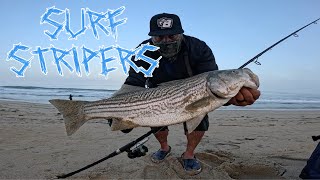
xmin=185 ymin=114 xmax=206 ymax=134
xmin=185 ymin=96 xmax=212 ymax=112
xmin=111 ymin=118 xmax=139 ymax=131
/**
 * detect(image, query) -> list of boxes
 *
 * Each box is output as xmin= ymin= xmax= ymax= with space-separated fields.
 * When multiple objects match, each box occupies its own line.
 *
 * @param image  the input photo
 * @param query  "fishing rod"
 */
xmin=238 ymin=17 xmax=320 ymax=69
xmin=56 ymin=126 xmax=165 ymax=178
xmin=56 ymin=79 xmax=166 ymax=178
xmin=56 ymin=17 xmax=320 ymax=178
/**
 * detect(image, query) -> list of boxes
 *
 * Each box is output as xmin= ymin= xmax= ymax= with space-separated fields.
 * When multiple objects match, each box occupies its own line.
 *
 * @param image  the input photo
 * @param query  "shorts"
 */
xmin=151 ymin=114 xmax=209 ymax=132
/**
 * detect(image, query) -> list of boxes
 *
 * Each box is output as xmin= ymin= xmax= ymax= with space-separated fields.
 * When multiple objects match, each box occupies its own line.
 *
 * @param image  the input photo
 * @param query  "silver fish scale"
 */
xmin=49 ymin=68 xmax=260 ymax=134
xmin=83 ymin=72 xmax=211 ymax=125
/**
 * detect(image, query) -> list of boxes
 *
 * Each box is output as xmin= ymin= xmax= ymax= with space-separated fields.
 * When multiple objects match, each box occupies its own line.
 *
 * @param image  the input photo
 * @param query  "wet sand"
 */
xmin=0 ymin=100 xmax=319 ymax=179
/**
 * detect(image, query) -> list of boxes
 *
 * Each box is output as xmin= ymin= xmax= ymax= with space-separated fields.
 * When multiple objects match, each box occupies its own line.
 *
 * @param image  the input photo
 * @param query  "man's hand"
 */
xmin=228 ymin=87 xmax=260 ymax=106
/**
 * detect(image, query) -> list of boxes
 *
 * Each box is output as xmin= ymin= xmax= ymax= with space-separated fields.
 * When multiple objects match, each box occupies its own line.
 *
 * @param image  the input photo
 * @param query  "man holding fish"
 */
xmin=50 ymin=12 xmax=260 ymax=175
xmin=122 ymin=13 xmax=261 ymax=175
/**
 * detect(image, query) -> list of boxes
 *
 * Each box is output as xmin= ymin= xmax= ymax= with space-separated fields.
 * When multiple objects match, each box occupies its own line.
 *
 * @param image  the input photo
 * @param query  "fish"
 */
xmin=49 ymin=68 xmax=259 ymax=136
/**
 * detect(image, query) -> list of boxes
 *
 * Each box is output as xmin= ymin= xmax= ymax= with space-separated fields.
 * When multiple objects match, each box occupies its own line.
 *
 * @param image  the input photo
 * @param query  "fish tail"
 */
xmin=49 ymin=99 xmax=88 ymax=136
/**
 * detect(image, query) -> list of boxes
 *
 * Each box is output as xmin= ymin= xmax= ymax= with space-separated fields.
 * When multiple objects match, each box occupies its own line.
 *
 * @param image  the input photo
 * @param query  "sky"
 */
xmin=0 ymin=0 xmax=319 ymax=93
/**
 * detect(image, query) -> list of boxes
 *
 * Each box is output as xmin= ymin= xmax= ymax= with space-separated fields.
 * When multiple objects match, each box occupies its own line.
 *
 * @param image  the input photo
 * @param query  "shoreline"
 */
xmin=0 ymin=100 xmax=319 ymax=179
xmin=2 ymin=99 xmax=320 ymax=111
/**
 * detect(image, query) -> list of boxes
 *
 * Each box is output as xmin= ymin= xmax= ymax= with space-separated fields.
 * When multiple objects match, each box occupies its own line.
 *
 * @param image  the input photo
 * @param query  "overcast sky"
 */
xmin=0 ymin=0 xmax=319 ymax=93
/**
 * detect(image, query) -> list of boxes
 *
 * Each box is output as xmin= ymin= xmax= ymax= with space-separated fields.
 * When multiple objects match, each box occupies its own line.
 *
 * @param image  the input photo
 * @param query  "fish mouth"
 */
xmin=209 ymin=88 xmax=227 ymax=99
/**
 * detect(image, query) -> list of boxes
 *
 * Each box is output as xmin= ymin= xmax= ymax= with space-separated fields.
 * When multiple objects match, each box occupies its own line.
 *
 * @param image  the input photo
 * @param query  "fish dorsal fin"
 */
xmin=185 ymin=114 xmax=206 ymax=133
xmin=157 ymin=79 xmax=182 ymax=87
xmin=112 ymin=84 xmax=146 ymax=97
xmin=111 ymin=118 xmax=139 ymax=131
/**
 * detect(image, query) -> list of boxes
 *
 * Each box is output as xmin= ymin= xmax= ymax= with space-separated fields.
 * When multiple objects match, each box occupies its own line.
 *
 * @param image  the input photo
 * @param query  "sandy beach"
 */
xmin=0 ymin=100 xmax=319 ymax=179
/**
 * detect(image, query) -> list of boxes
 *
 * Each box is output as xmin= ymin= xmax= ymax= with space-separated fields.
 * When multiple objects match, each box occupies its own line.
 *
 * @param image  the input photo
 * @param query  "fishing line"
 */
xmin=238 ymin=17 xmax=320 ymax=69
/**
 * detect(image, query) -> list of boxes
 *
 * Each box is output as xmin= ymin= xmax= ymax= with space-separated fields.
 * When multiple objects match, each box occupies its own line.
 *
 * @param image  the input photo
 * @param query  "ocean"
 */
xmin=1 ymin=85 xmax=320 ymax=110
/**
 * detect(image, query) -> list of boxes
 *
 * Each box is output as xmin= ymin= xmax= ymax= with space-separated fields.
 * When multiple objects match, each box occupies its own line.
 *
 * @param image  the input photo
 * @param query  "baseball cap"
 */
xmin=148 ymin=13 xmax=184 ymax=36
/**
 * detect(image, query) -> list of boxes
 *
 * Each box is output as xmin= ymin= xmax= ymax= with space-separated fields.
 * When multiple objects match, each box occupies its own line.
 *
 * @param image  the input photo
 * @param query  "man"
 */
xmin=123 ymin=13 xmax=260 ymax=175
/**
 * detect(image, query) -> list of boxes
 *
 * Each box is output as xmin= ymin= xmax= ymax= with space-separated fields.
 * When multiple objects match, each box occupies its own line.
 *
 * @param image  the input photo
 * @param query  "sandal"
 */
xmin=150 ymin=146 xmax=171 ymax=163
xmin=181 ymin=155 xmax=202 ymax=175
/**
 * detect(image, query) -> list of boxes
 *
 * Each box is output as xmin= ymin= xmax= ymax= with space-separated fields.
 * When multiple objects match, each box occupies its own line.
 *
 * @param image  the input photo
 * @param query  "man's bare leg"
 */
xmin=154 ymin=129 xmax=170 ymax=151
xmin=183 ymin=131 xmax=205 ymax=159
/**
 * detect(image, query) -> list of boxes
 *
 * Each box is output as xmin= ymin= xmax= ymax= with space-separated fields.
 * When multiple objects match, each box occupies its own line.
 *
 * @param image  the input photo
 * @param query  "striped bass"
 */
xmin=49 ymin=68 xmax=259 ymax=136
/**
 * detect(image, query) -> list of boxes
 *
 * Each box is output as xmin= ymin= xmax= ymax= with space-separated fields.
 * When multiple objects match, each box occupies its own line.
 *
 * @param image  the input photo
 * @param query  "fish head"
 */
xmin=206 ymin=68 xmax=260 ymax=99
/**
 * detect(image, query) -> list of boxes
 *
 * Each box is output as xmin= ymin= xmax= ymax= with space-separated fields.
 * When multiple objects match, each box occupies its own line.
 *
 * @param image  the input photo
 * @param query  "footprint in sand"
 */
xmin=221 ymin=162 xmax=286 ymax=179
xmin=141 ymin=151 xmax=285 ymax=179
xmin=215 ymin=142 xmax=241 ymax=151
xmin=142 ymin=156 xmax=231 ymax=179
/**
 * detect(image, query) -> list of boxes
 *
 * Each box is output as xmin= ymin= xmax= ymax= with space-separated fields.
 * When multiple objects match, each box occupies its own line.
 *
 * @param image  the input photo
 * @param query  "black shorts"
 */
xmin=151 ymin=114 xmax=209 ymax=132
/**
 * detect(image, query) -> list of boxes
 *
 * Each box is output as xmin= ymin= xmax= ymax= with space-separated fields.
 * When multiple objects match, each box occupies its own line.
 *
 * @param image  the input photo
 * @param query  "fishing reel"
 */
xmin=127 ymin=145 xmax=148 ymax=159
xmin=126 ymin=137 xmax=149 ymax=159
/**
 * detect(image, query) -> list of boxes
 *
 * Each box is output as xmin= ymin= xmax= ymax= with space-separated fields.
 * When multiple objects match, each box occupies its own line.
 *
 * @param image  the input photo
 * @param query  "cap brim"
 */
xmin=148 ymin=29 xmax=184 ymax=36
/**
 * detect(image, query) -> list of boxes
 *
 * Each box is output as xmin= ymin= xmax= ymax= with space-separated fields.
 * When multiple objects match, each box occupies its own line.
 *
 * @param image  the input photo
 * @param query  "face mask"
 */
xmin=153 ymin=38 xmax=182 ymax=58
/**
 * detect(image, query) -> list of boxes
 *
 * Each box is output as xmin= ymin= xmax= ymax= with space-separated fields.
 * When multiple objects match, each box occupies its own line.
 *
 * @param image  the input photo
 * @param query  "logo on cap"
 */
xmin=157 ymin=17 xmax=173 ymax=29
